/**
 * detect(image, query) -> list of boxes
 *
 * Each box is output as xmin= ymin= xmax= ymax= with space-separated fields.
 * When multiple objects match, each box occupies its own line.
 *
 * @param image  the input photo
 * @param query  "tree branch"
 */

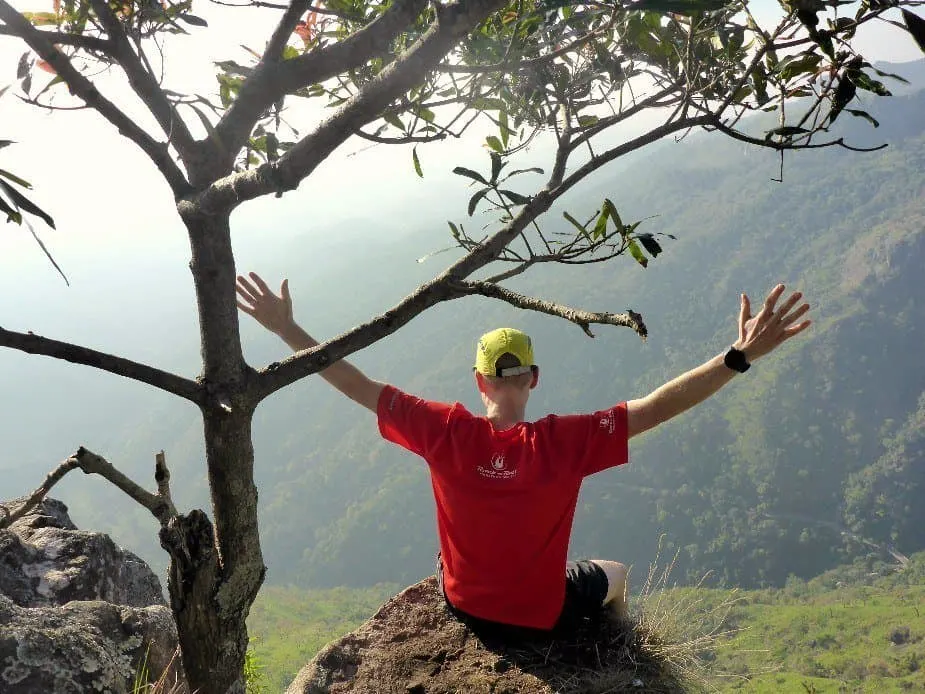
xmin=0 ymin=448 xmax=179 ymax=530
xmin=73 ymin=447 xmax=179 ymax=525
xmin=0 ymin=26 xmax=112 ymax=53
xmin=554 ymin=115 xmax=712 ymax=200
xmin=448 ymin=280 xmax=646 ymax=338
xmin=263 ymin=0 xmax=312 ymax=62
xmin=0 ymin=326 xmax=203 ymax=404
xmin=213 ymin=0 xmax=430 ymax=167
xmin=200 ymin=0 xmax=507 ymax=212
xmin=0 ymin=1 xmax=190 ymax=196
xmin=0 ymin=456 xmax=79 ymax=530
xmin=86 ymin=0 xmax=197 ymax=162
xmin=354 ymin=128 xmax=448 ymax=144
xmin=707 ymin=116 xmax=888 ymax=153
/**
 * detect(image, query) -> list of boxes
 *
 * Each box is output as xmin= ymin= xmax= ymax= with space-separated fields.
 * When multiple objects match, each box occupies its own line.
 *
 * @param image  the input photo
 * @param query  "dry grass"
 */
xmin=482 ymin=545 xmax=741 ymax=693
xmin=133 ymin=646 xmax=189 ymax=694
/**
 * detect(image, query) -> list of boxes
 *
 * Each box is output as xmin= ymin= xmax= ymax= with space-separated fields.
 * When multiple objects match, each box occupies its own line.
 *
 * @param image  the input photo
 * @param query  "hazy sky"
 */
xmin=0 ymin=0 xmax=922 ymax=303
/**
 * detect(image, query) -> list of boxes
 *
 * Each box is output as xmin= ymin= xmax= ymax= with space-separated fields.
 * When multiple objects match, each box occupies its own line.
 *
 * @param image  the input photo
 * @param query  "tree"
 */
xmin=0 ymin=0 xmax=923 ymax=691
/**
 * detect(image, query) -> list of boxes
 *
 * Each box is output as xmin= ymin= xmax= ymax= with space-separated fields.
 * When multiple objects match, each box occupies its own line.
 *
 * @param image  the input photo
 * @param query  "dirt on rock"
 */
xmin=286 ymin=577 xmax=689 ymax=694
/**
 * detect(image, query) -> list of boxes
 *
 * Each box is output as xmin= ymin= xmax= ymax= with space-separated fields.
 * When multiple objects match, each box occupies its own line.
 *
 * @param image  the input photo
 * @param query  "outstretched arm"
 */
xmin=626 ymin=284 xmax=811 ymax=438
xmin=236 ymin=273 xmax=385 ymax=412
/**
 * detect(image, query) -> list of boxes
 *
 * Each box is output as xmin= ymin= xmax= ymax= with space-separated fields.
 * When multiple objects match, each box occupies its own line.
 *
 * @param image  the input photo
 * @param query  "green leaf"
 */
xmin=577 ymin=114 xmax=599 ymax=127
xmin=504 ymin=167 xmax=544 ymax=179
xmin=902 ymin=9 xmax=925 ymax=55
xmin=412 ymin=146 xmax=423 ymax=178
xmin=499 ymin=110 xmax=510 ymax=149
xmin=602 ymin=199 xmax=623 ymax=230
xmin=0 ymin=192 xmax=22 ymax=224
xmin=829 ymin=75 xmax=856 ymax=125
xmin=627 ymin=239 xmax=648 ymax=268
xmin=592 ymin=206 xmax=609 ymax=240
xmin=382 ymin=112 xmax=404 ymax=130
xmin=214 ymin=60 xmax=253 ymax=76
xmin=281 ymin=45 xmax=300 ymax=61
xmin=485 ymin=135 xmax=504 ymax=153
xmin=765 ymin=126 xmax=810 ymax=141
xmin=490 ymin=152 xmax=504 ymax=183
xmin=845 ymin=108 xmax=879 ymax=128
xmin=16 ymin=52 xmax=30 ymax=80
xmin=0 ymin=179 xmax=54 ymax=228
xmin=448 ymin=221 xmax=460 ymax=240
xmin=868 ymin=65 xmax=910 ymax=85
xmin=452 ymin=166 xmax=488 ymax=185
xmin=636 ymin=232 xmax=662 ymax=257
xmin=563 ymin=211 xmax=590 ymax=239
xmin=0 ymin=168 xmax=33 ymax=189
xmin=851 ymin=71 xmax=891 ymax=96
xmin=500 ymin=189 xmax=530 ymax=205
xmin=179 ymin=14 xmax=208 ymax=26
xmin=468 ymin=187 xmax=491 ymax=216
xmin=25 ymin=223 xmax=69 ymax=285
xmin=776 ymin=53 xmax=822 ymax=82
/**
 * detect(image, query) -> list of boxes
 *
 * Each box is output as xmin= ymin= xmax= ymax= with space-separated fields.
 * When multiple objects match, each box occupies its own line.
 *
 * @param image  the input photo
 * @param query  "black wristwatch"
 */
xmin=724 ymin=346 xmax=751 ymax=373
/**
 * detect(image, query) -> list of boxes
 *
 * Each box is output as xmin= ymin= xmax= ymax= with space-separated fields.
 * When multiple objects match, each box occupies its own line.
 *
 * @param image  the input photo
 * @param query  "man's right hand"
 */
xmin=236 ymin=272 xmax=294 ymax=337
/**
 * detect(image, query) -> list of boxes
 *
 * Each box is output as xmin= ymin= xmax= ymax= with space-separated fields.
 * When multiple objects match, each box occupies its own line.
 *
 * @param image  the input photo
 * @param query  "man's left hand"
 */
xmin=735 ymin=284 xmax=812 ymax=362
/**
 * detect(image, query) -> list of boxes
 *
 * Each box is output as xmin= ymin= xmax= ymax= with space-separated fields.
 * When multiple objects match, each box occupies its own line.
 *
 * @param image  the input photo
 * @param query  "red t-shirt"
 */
xmin=377 ymin=385 xmax=629 ymax=630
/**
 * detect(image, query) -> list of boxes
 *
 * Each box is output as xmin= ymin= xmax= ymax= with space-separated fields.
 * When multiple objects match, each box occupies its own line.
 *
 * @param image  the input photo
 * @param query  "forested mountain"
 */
xmin=4 ymin=65 xmax=923 ymax=591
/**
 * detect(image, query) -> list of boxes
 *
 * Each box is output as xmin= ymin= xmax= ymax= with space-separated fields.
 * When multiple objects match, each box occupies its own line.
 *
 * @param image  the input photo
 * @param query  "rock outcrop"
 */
xmin=0 ymin=498 xmax=184 ymax=693
xmin=287 ymin=577 xmax=687 ymax=694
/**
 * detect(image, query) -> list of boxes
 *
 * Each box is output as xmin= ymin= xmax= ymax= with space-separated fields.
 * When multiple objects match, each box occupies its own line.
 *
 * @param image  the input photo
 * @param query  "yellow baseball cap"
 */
xmin=474 ymin=328 xmax=536 ymax=377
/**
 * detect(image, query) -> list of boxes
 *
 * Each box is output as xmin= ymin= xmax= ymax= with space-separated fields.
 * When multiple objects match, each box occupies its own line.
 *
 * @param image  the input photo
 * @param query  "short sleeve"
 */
xmin=377 ymin=385 xmax=457 ymax=460
xmin=538 ymin=403 xmax=629 ymax=477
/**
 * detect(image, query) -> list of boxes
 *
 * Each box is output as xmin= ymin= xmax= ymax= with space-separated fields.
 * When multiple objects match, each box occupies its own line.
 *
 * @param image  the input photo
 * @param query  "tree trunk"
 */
xmin=159 ymin=206 xmax=266 ymax=694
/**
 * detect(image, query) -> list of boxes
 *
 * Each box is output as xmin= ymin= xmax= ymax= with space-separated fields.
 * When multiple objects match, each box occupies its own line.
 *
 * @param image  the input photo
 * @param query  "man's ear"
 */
xmin=530 ymin=366 xmax=539 ymax=390
xmin=474 ymin=370 xmax=489 ymax=394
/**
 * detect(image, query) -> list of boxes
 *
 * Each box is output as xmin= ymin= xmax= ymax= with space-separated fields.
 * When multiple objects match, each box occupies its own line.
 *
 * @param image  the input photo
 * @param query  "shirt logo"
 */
xmin=478 ymin=453 xmax=517 ymax=480
xmin=599 ymin=410 xmax=615 ymax=435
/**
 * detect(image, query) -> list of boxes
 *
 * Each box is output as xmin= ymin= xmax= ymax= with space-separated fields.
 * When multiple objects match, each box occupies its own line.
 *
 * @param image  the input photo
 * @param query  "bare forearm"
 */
xmin=629 ymin=352 xmax=737 ymax=436
xmin=646 ymin=353 xmax=736 ymax=421
xmin=276 ymin=321 xmax=383 ymax=410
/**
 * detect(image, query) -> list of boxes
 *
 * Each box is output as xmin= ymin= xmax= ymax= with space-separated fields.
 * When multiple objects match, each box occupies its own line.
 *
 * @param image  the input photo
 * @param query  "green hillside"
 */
xmin=10 ymin=69 xmax=923 ymax=593
xmin=245 ymin=85 xmax=925 ymax=589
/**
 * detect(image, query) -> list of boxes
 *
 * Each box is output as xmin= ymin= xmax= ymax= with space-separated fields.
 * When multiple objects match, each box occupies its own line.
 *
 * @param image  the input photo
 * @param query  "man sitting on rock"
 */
xmin=237 ymin=273 xmax=810 ymax=639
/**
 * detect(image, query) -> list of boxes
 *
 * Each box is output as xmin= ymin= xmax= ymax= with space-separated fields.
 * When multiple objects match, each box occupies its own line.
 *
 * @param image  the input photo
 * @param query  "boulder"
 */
xmin=0 ymin=498 xmax=184 ymax=693
xmin=0 ymin=497 xmax=164 ymax=609
xmin=286 ymin=577 xmax=687 ymax=694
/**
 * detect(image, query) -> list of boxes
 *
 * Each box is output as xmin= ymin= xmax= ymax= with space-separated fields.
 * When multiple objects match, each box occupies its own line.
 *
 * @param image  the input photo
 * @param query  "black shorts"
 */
xmin=436 ymin=555 xmax=610 ymax=641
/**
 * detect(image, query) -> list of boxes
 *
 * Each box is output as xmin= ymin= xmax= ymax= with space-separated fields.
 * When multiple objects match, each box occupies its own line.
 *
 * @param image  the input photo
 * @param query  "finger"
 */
xmin=783 ymin=319 xmax=812 ymax=338
xmin=236 ymin=299 xmax=256 ymax=316
xmin=235 ymin=278 xmax=259 ymax=305
xmin=779 ymin=303 xmax=810 ymax=327
xmin=763 ymin=283 xmax=786 ymax=315
xmin=738 ymin=293 xmax=748 ymax=342
xmin=775 ymin=291 xmax=803 ymax=322
xmin=249 ymin=272 xmax=273 ymax=296
xmin=237 ymin=274 xmax=261 ymax=300
xmin=281 ymin=278 xmax=291 ymax=305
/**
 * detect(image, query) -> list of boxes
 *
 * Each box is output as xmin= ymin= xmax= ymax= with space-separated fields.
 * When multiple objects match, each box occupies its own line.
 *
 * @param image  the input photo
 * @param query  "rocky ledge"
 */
xmin=287 ymin=577 xmax=688 ymax=694
xmin=0 ymin=498 xmax=183 ymax=694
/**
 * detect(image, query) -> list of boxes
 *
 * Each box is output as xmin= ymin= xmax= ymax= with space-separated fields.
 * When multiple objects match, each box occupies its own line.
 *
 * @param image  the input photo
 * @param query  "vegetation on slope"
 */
xmin=246 ymin=553 xmax=925 ymax=692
